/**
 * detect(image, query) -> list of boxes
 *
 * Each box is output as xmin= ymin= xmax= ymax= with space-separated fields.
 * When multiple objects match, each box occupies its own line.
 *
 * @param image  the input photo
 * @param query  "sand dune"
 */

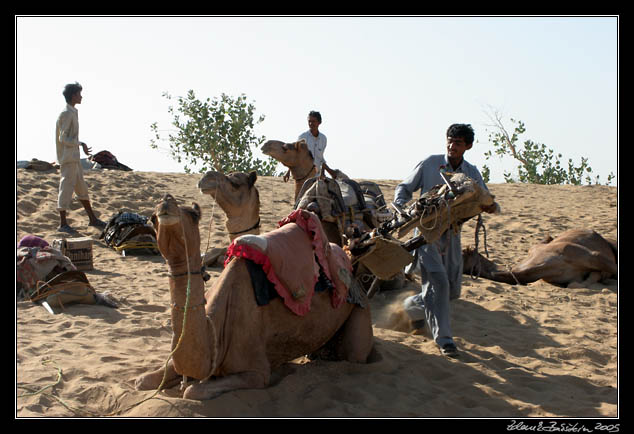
xmin=16 ymin=168 xmax=618 ymax=418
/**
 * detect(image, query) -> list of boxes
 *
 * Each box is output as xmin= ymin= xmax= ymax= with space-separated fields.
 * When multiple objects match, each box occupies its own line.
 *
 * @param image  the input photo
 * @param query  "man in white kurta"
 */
xmin=56 ymin=82 xmax=105 ymax=233
xmin=284 ymin=111 xmax=338 ymax=183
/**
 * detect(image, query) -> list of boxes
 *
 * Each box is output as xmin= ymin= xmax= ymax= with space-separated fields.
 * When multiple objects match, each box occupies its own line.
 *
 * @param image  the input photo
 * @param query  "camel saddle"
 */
xmin=396 ymin=172 xmax=497 ymax=244
xmin=225 ymin=209 xmax=354 ymax=316
xmin=29 ymin=270 xmax=117 ymax=310
xmin=295 ymin=176 xmax=391 ymax=233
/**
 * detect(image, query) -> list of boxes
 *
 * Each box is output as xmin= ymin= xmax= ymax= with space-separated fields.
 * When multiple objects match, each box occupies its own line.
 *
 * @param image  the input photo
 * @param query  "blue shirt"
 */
xmin=394 ymin=154 xmax=488 ymax=206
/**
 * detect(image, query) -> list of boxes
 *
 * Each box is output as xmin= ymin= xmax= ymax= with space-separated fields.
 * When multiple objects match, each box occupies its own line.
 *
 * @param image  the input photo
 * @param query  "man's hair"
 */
xmin=308 ymin=111 xmax=322 ymax=123
xmin=63 ymin=82 xmax=83 ymax=103
xmin=446 ymin=123 xmax=475 ymax=145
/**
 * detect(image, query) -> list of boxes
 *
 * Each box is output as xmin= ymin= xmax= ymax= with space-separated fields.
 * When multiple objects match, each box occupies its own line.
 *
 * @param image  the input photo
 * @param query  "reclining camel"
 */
xmin=135 ymin=194 xmax=373 ymax=400
xmin=197 ymin=170 xmax=261 ymax=267
xmin=462 ymin=228 xmax=617 ymax=287
xmin=261 ymin=139 xmax=317 ymax=202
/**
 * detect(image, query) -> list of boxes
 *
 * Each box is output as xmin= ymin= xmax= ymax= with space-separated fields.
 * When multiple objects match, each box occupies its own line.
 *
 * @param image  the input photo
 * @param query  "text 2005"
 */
xmin=595 ymin=423 xmax=619 ymax=433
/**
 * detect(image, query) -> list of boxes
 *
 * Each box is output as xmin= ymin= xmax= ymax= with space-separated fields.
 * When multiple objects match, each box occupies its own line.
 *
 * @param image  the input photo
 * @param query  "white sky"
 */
xmin=16 ymin=15 xmax=618 ymax=185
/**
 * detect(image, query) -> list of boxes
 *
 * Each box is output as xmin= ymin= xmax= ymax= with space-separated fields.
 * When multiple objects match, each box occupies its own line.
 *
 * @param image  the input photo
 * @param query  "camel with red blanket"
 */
xmin=462 ymin=228 xmax=617 ymax=287
xmin=135 ymin=194 xmax=373 ymax=400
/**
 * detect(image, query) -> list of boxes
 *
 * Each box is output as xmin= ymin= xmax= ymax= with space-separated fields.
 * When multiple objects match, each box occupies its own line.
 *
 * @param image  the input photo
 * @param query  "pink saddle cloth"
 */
xmin=225 ymin=209 xmax=352 ymax=316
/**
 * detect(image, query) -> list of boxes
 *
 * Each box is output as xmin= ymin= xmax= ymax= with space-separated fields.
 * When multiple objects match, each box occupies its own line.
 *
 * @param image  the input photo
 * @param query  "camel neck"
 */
xmin=168 ymin=263 xmax=213 ymax=380
xmin=291 ymin=162 xmax=316 ymax=181
xmin=224 ymin=199 xmax=261 ymax=240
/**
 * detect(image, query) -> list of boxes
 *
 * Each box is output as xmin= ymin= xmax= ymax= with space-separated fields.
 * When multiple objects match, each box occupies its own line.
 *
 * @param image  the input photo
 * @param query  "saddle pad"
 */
xmin=225 ymin=210 xmax=352 ymax=315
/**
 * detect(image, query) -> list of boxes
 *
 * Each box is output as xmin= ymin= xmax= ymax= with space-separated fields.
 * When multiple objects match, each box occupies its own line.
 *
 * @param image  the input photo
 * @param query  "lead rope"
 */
xmin=204 ymin=184 xmax=219 ymax=256
xmin=470 ymin=214 xmax=489 ymax=279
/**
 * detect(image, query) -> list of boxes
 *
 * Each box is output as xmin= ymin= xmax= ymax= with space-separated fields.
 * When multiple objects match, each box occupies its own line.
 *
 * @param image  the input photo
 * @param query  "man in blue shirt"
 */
xmin=394 ymin=124 xmax=497 ymax=357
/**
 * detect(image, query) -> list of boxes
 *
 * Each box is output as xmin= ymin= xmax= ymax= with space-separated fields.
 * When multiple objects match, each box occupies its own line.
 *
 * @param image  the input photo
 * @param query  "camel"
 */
xmin=135 ymin=194 xmax=374 ymax=400
xmin=198 ymin=170 xmax=261 ymax=240
xmin=197 ymin=170 xmax=261 ymax=267
xmin=261 ymin=139 xmax=317 ymax=202
xmin=462 ymin=228 xmax=618 ymax=287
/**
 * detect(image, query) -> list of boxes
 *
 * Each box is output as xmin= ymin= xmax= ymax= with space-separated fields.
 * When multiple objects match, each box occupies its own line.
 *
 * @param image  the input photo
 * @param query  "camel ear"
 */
xmin=248 ymin=170 xmax=257 ymax=188
xmin=187 ymin=203 xmax=202 ymax=224
xmin=296 ymin=139 xmax=308 ymax=151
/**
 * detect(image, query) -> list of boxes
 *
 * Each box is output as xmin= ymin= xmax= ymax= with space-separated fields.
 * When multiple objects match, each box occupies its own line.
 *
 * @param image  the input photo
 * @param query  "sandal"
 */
xmin=88 ymin=219 xmax=106 ymax=229
xmin=57 ymin=224 xmax=78 ymax=234
xmin=441 ymin=343 xmax=459 ymax=358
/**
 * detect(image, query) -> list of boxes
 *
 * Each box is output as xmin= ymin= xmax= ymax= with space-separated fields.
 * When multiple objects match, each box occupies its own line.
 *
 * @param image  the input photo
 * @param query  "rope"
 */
xmin=506 ymin=265 xmax=522 ymax=285
xmin=17 ymin=359 xmax=62 ymax=398
xmin=204 ymin=184 xmax=219 ymax=256
xmin=228 ymin=218 xmax=261 ymax=236
xmin=469 ymin=215 xmax=486 ymax=279
xmin=17 ymin=360 xmax=101 ymax=417
xmin=474 ymin=214 xmax=489 ymax=258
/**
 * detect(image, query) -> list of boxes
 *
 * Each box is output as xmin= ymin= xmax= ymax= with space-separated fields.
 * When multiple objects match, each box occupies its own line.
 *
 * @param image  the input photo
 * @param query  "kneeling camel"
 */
xmin=135 ymin=194 xmax=374 ymax=400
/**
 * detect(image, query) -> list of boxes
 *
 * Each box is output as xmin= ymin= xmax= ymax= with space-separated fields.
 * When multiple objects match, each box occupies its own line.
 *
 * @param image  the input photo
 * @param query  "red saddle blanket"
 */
xmin=225 ymin=209 xmax=351 ymax=316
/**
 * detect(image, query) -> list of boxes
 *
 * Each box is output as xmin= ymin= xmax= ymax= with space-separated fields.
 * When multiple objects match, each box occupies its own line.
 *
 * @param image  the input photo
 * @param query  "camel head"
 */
xmin=198 ymin=170 xmax=260 ymax=240
xmin=151 ymin=194 xmax=202 ymax=269
xmin=261 ymin=139 xmax=312 ymax=170
xmin=462 ymin=247 xmax=500 ymax=277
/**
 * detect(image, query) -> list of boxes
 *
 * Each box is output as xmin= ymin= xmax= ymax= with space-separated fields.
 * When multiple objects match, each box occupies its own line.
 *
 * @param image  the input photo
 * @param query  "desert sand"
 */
xmin=16 ymin=167 xmax=618 ymax=418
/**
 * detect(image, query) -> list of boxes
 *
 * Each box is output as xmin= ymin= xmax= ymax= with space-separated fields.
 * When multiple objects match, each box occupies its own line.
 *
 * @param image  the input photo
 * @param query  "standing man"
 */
xmin=284 ymin=110 xmax=337 ymax=182
xmin=56 ymin=82 xmax=105 ymax=233
xmin=394 ymin=123 xmax=498 ymax=357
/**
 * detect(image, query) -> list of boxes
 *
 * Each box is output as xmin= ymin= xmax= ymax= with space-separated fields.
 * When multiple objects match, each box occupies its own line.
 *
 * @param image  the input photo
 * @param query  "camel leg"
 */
xmin=182 ymin=371 xmax=268 ymax=401
xmin=135 ymin=359 xmax=181 ymax=391
xmin=312 ymin=305 xmax=373 ymax=363
xmin=337 ymin=305 xmax=374 ymax=363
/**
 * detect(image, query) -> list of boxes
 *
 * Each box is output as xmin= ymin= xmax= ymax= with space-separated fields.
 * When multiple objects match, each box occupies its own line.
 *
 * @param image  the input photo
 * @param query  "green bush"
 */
xmin=481 ymin=112 xmax=614 ymax=185
xmin=150 ymin=90 xmax=278 ymax=175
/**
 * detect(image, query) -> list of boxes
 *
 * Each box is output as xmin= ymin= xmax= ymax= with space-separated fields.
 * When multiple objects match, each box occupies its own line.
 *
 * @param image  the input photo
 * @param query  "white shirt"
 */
xmin=56 ymin=104 xmax=81 ymax=165
xmin=298 ymin=130 xmax=327 ymax=171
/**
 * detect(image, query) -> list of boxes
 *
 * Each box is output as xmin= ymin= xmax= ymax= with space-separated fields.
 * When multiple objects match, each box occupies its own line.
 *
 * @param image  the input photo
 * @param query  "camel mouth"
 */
xmin=198 ymin=183 xmax=219 ymax=195
xmin=156 ymin=194 xmax=182 ymax=226
xmin=260 ymin=140 xmax=284 ymax=156
xmin=157 ymin=213 xmax=181 ymax=226
xmin=198 ymin=172 xmax=223 ymax=194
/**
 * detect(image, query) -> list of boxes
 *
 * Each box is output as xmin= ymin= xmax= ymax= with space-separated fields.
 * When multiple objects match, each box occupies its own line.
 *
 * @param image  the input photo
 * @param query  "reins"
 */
xmin=293 ymin=165 xmax=316 ymax=183
xmin=228 ymin=217 xmax=261 ymax=236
